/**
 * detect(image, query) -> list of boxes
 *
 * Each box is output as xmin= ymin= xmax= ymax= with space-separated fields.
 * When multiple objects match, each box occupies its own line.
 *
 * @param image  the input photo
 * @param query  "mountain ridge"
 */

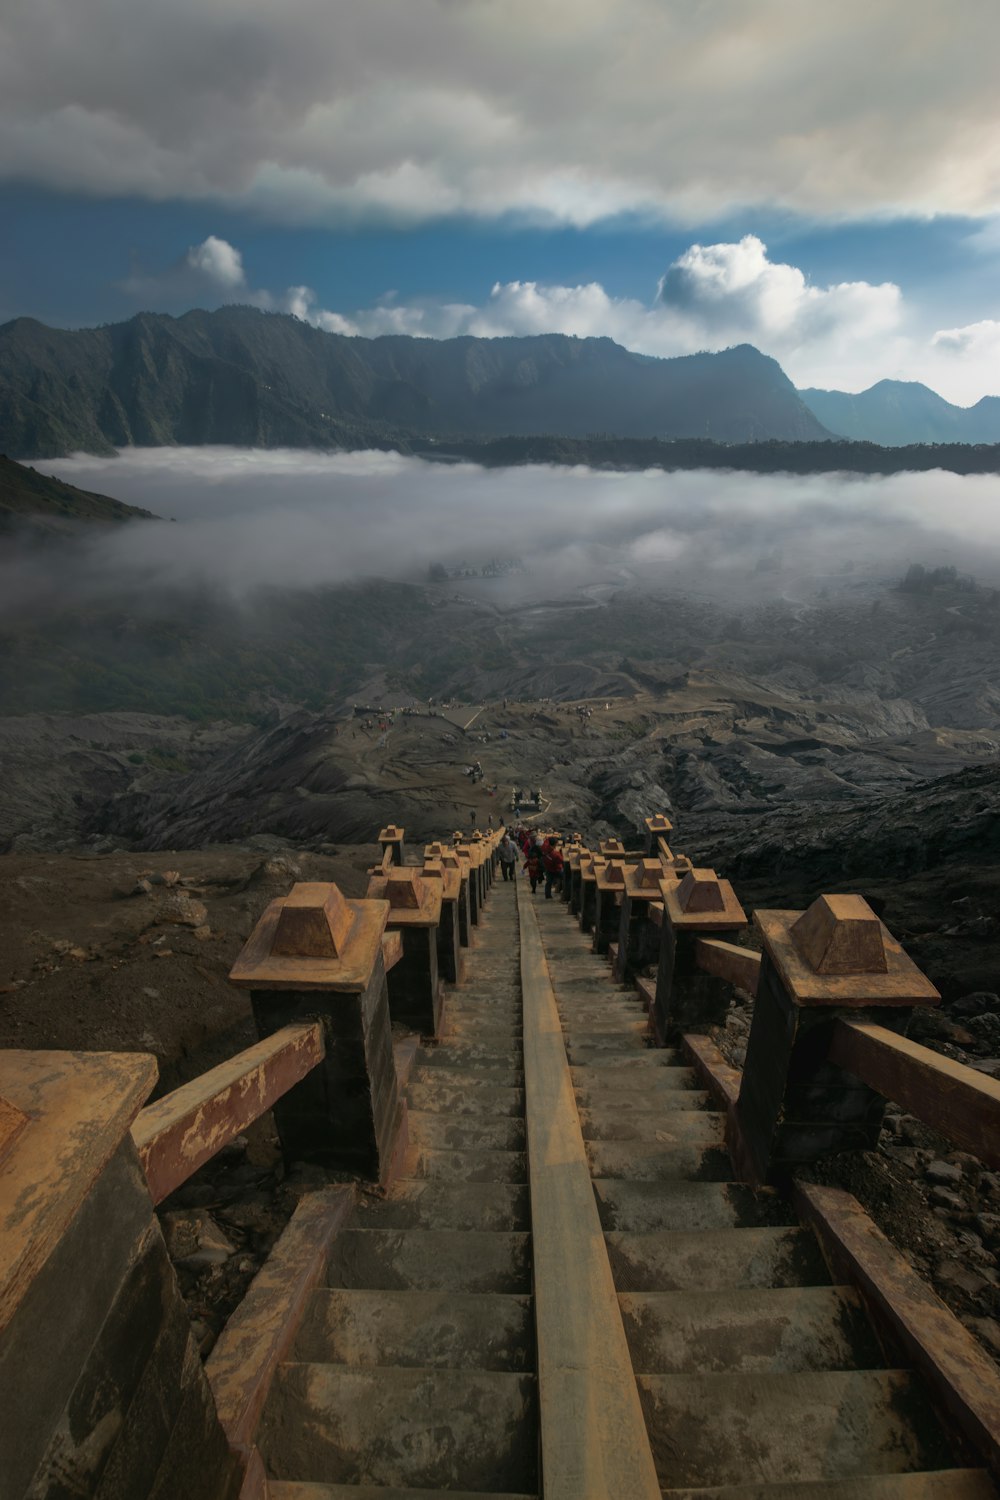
xmin=800 ymin=378 xmax=1000 ymax=446
xmin=0 ymin=306 xmax=830 ymax=456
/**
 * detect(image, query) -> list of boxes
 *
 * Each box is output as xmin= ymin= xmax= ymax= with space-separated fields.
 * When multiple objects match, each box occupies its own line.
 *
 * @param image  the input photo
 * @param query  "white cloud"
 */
xmin=2 ymin=1 xmax=1000 ymax=225
xmin=123 ymin=232 xmax=1000 ymax=403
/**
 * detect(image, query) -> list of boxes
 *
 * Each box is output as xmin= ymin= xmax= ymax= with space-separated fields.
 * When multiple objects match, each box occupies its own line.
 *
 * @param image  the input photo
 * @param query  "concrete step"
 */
xmin=637 ymin=1370 xmax=953 ymax=1490
xmin=325 ymin=1230 xmax=532 ymax=1293
xmin=661 ymin=1474 xmax=998 ymax=1499
xmin=605 ymin=1228 xmax=832 ymax=1292
xmin=566 ymin=1046 xmax=672 ymax=1068
xmin=580 ymin=1109 xmax=725 ymax=1144
xmin=587 ymin=1140 xmax=732 ymax=1181
xmin=407 ymin=1082 xmax=525 ymax=1116
xmin=416 ymin=1043 xmax=522 ymax=1069
xmin=262 ymin=1365 xmax=537 ymax=1492
xmin=402 ymin=1147 xmax=527 ymax=1184
xmin=407 ymin=1110 xmax=526 ymax=1151
xmin=561 ymin=1021 xmax=650 ymax=1038
xmin=351 ymin=1182 xmax=529 ymax=1232
xmin=411 ymin=1066 xmax=523 ymax=1090
xmin=575 ymin=1085 xmax=709 ymax=1111
xmin=295 ymin=1289 xmax=533 ymax=1371
xmin=593 ymin=1180 xmax=794 ymax=1233
xmin=619 ymin=1286 xmax=882 ymax=1374
xmin=270 ymin=1485 xmax=538 ymax=1500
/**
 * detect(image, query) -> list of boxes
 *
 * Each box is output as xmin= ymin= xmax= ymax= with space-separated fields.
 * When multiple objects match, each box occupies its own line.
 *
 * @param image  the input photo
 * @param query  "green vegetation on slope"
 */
xmin=0 ymin=453 xmax=156 ymax=532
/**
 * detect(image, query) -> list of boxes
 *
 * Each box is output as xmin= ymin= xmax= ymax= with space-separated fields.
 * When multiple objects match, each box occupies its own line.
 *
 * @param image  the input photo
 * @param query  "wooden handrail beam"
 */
xmin=694 ymin=937 xmax=761 ymax=995
xmin=829 ymin=1020 xmax=1000 ymax=1169
xmin=132 ymin=1021 xmax=325 ymax=1205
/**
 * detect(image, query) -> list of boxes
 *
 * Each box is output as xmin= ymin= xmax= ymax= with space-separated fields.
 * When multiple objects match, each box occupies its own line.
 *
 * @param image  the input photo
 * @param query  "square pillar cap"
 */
xmin=367 ymin=866 xmax=443 ymax=927
xmin=755 ymin=893 xmax=940 ymax=1007
xmin=597 ymin=860 xmax=633 ymax=890
xmin=626 ymin=858 xmax=667 ymax=893
xmin=581 ymin=855 xmax=607 ymax=880
xmin=422 ymin=860 xmax=461 ymax=900
xmin=379 ymin=824 xmax=404 ymax=842
xmin=230 ymin=883 xmax=388 ymax=991
xmin=661 ymin=869 xmax=747 ymax=930
xmin=600 ymin=838 xmax=626 ymax=856
xmin=645 ymin=814 xmax=673 ymax=834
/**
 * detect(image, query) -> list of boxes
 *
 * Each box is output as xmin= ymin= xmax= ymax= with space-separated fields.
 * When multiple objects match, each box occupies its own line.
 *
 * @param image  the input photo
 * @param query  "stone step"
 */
xmin=561 ymin=1020 xmax=650 ymax=1038
xmin=575 ymin=1085 xmax=709 ymax=1111
xmin=587 ymin=1140 xmax=732 ymax=1182
xmin=325 ymin=1231 xmax=532 ymax=1293
xmin=619 ymin=1286 xmax=882 ymax=1374
xmin=402 ymin=1147 xmax=527 ymax=1184
xmin=262 ymin=1365 xmax=537 ymax=1493
xmin=351 ymin=1182 xmax=529 ymax=1232
xmin=637 ymin=1371 xmax=953 ymax=1490
xmin=295 ymin=1289 xmax=533 ymax=1371
xmin=270 ymin=1486 xmax=537 ymax=1500
xmin=407 ymin=1110 xmax=526 ymax=1151
xmin=411 ymin=1066 xmax=523 ymax=1090
xmin=566 ymin=1046 xmax=671 ymax=1068
xmin=661 ymin=1474 xmax=998 ymax=1499
xmin=416 ymin=1043 xmax=522 ymax=1069
xmin=593 ymin=1180 xmax=793 ymax=1234
xmin=580 ymin=1109 xmax=725 ymax=1144
xmin=407 ymin=1082 xmax=525 ymax=1116
xmin=605 ymin=1228 xmax=832 ymax=1292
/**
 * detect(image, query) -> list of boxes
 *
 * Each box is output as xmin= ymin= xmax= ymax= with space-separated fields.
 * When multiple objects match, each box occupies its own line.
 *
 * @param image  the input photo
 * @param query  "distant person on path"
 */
xmin=469 ymin=808 xmax=476 ymax=826
xmin=543 ymin=837 xmax=564 ymax=900
xmin=523 ymin=839 xmax=545 ymax=894
xmin=498 ymin=834 xmax=517 ymax=881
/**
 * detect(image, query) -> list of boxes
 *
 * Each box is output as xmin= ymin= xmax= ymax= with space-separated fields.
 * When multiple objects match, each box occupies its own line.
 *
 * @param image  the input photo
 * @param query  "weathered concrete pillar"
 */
xmin=567 ymin=846 xmax=588 ymax=915
xmin=613 ymin=858 xmax=666 ymax=982
xmin=422 ymin=857 xmax=464 ymax=986
xmin=441 ymin=848 xmax=473 ymax=949
xmin=579 ymin=855 xmax=607 ymax=934
xmin=0 ymin=1052 xmax=240 ymax=1500
xmin=593 ymin=860 xmax=632 ymax=955
xmin=378 ymin=823 xmax=406 ymax=867
xmin=735 ymin=894 xmax=939 ymax=1183
xmin=367 ymin=866 xmax=444 ymax=1038
xmin=454 ymin=836 xmax=483 ymax=924
xmin=231 ymin=881 xmax=404 ymax=1182
xmin=651 ymin=868 xmax=747 ymax=1046
xmin=643 ymin=813 xmax=673 ymax=856
xmin=560 ymin=842 xmax=582 ymax=904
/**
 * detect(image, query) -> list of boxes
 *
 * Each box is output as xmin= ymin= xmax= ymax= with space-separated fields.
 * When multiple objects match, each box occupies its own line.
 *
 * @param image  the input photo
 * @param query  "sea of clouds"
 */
xmin=9 ymin=447 xmax=1000 ymax=616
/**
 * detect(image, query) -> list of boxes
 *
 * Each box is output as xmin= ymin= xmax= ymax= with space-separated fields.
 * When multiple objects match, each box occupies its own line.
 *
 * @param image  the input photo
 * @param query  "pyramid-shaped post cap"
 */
xmin=676 ymin=869 xmax=727 ymax=914
xmin=791 ymin=894 xmax=889 ymax=975
xmin=633 ymin=858 xmax=665 ymax=890
xmin=271 ymin=882 xmax=355 ymax=958
xmin=601 ymin=860 xmax=629 ymax=887
xmin=645 ymin=814 xmax=673 ymax=833
xmin=383 ymin=868 xmax=428 ymax=910
xmin=670 ymin=855 xmax=694 ymax=875
xmin=379 ymin=824 xmax=404 ymax=842
xmin=600 ymin=839 xmax=626 ymax=856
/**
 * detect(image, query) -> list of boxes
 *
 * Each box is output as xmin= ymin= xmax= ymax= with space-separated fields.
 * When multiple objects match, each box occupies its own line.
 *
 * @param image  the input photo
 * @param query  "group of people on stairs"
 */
xmin=497 ymin=827 xmax=564 ymax=898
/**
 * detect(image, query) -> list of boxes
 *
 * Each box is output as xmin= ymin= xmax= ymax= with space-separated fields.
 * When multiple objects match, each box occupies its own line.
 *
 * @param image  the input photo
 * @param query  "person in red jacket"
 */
xmin=542 ymin=837 xmax=564 ymax=900
xmin=523 ymin=839 xmax=545 ymax=894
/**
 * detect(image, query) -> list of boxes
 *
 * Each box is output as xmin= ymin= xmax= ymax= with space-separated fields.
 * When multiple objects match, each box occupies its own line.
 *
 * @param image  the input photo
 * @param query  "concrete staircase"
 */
xmin=534 ymin=895 xmax=995 ymax=1499
xmin=260 ymin=885 xmax=538 ymax=1498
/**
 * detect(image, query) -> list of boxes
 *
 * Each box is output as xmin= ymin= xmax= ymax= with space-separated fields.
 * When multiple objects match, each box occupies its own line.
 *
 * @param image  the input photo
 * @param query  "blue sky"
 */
xmin=2 ymin=0 xmax=1000 ymax=401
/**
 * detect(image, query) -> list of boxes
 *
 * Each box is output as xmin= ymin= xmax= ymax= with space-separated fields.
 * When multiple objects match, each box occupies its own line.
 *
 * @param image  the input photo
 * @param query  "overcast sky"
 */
xmin=3 ymin=0 xmax=1000 ymax=400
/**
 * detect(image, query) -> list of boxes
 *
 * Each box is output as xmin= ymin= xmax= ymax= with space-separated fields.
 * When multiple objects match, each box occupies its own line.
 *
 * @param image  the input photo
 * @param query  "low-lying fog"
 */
xmin=12 ymin=447 xmax=1000 ymax=616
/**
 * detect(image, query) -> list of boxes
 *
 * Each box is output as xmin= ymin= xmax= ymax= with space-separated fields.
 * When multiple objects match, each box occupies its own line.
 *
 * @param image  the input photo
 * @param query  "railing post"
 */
xmin=613 ymin=858 xmax=666 ymax=982
xmin=454 ymin=838 xmax=481 ymax=926
xmin=735 ymin=894 xmax=940 ymax=1183
xmin=578 ymin=854 xmax=606 ymax=934
xmin=230 ymin=881 xmax=404 ymax=1183
xmin=567 ymin=846 xmax=588 ymax=915
xmin=366 ymin=867 xmax=444 ymax=1037
xmin=651 ymin=868 xmax=747 ymax=1045
xmin=560 ymin=840 xmax=581 ymax=905
xmin=593 ymin=859 xmax=632 ymax=956
xmin=643 ymin=813 xmax=673 ymax=856
xmin=0 ymin=1052 xmax=239 ymax=1500
xmin=378 ymin=823 xmax=406 ymax=867
xmin=422 ymin=857 xmax=464 ymax=986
